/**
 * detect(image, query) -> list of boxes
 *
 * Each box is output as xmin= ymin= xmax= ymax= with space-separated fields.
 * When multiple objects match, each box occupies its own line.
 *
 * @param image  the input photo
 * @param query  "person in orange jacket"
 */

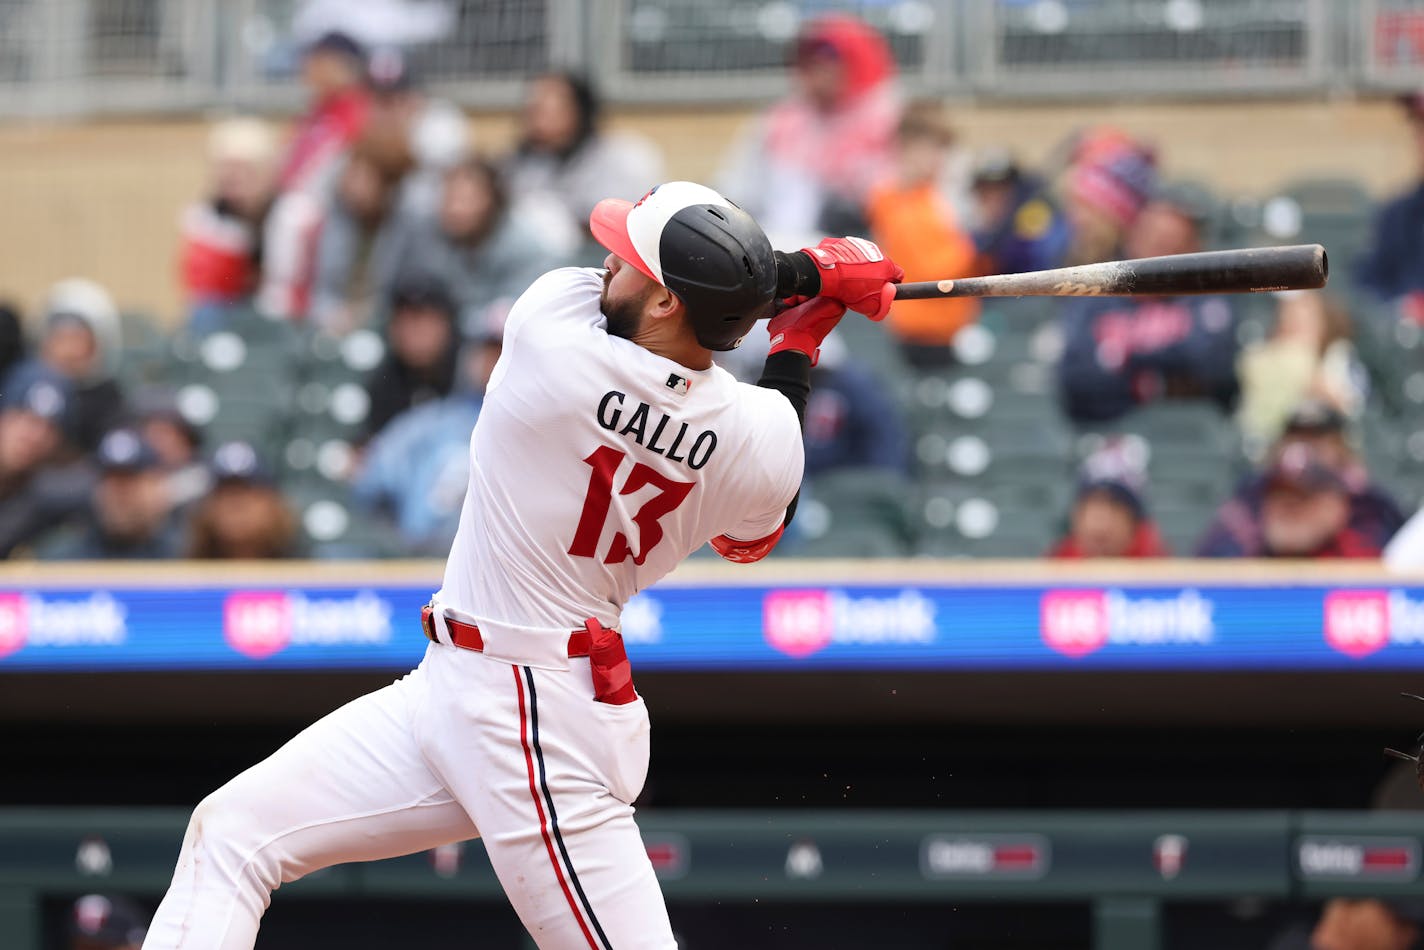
xmin=865 ymin=102 xmax=980 ymax=368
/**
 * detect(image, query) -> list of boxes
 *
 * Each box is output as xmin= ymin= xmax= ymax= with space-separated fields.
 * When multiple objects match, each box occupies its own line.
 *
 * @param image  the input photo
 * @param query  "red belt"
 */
xmin=421 ymin=604 xmax=594 ymax=657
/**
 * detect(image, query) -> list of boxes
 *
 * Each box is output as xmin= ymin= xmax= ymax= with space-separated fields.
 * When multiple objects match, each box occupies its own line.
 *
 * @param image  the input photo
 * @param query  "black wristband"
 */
xmin=773 ymin=250 xmax=822 ymax=300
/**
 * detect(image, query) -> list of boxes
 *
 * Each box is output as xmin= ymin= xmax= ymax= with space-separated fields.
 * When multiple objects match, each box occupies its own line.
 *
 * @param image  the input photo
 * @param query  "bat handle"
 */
xmin=895 ymin=279 xmax=961 ymax=301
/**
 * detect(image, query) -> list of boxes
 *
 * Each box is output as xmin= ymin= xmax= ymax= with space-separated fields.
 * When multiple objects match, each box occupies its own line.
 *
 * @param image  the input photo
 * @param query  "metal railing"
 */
xmin=1 ymin=0 xmax=1424 ymax=117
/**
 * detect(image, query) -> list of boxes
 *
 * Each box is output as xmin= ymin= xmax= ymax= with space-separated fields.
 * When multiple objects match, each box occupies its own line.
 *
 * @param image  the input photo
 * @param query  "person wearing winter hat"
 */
xmin=178 ymin=116 xmax=278 ymax=333
xmin=26 ymin=277 xmax=128 ymax=452
xmin=1060 ymin=128 xmax=1157 ymax=267
xmin=1049 ymin=442 xmax=1169 ymax=558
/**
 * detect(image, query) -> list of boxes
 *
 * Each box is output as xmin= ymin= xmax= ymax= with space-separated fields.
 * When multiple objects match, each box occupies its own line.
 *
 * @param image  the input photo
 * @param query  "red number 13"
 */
xmin=568 ymin=446 xmax=695 ymax=565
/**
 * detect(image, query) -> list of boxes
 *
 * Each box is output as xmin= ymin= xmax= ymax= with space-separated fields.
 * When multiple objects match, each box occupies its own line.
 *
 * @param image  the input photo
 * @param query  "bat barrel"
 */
xmin=893 ymin=244 xmax=1328 ymax=301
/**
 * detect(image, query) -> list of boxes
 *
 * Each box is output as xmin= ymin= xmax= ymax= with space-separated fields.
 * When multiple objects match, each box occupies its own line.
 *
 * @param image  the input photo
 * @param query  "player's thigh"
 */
xmin=191 ymin=666 xmax=479 ymax=876
xmin=424 ymin=656 xmax=672 ymax=948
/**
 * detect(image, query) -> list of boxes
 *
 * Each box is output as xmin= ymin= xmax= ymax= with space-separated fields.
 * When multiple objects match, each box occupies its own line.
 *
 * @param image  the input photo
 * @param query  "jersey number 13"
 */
xmin=568 ymin=446 xmax=694 ymax=566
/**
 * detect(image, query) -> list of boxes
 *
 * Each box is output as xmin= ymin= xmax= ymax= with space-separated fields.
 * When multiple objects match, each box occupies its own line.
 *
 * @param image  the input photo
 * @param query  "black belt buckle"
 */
xmin=421 ymin=603 xmax=438 ymax=643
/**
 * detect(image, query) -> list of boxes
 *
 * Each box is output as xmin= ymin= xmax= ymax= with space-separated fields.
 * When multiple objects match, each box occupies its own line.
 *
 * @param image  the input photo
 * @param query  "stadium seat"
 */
xmin=803 ymin=467 xmax=915 ymax=546
xmin=797 ymin=521 xmax=910 ymax=558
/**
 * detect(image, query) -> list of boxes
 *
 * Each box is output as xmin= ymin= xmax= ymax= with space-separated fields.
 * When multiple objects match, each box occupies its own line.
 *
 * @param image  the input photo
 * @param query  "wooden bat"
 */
xmin=892 ymin=244 xmax=1327 ymax=300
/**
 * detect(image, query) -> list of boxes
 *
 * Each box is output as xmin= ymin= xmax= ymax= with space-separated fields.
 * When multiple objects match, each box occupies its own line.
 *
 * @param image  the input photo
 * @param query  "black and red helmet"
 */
xmin=590 ymin=181 xmax=777 ymax=351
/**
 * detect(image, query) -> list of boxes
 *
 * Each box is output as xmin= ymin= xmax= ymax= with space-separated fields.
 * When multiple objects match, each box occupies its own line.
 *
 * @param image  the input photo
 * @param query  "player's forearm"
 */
xmin=756 ymin=350 xmax=812 ymax=426
xmin=756 ymin=350 xmax=812 ymax=526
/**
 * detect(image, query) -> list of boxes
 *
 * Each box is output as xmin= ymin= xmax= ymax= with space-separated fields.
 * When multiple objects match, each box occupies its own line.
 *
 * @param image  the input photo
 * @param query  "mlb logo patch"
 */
xmin=665 ymin=373 xmax=690 ymax=396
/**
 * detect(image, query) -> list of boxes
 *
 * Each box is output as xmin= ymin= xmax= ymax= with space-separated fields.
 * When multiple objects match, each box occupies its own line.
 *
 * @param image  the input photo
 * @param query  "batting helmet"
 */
xmin=589 ymin=181 xmax=777 ymax=351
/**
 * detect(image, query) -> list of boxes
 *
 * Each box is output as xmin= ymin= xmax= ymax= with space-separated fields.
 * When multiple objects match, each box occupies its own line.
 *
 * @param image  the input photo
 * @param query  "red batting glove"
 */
xmin=802 ymin=236 xmax=905 ymax=321
xmin=767 ymin=296 xmax=847 ymax=366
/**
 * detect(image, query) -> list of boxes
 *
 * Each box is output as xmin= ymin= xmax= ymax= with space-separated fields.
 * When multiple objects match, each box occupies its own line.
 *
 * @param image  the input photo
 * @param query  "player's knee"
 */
xmin=187 ymin=785 xmax=269 ymax=872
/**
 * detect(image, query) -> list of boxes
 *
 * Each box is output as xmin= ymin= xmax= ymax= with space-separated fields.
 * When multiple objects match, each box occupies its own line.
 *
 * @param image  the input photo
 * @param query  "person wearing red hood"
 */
xmin=256 ymin=32 xmax=373 ymax=320
xmin=719 ymin=14 xmax=901 ymax=240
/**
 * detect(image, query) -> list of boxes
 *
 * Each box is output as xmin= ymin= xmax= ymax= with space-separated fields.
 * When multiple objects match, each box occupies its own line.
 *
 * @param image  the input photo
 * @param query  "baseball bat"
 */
xmin=892 ymin=244 xmax=1327 ymax=300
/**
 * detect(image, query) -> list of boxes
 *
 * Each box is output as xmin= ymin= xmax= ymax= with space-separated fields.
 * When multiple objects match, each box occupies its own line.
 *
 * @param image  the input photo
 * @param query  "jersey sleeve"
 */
xmin=714 ymin=390 xmax=805 ymax=557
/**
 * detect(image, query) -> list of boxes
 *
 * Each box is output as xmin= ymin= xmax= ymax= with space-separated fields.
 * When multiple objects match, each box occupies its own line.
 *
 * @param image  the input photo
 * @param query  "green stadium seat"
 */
xmin=804 ymin=467 xmax=915 ymax=544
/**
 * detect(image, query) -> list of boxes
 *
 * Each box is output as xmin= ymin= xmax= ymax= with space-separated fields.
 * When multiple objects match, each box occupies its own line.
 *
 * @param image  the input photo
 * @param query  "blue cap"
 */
xmin=95 ymin=428 xmax=158 ymax=473
xmin=1 ymin=362 xmax=72 ymax=425
xmin=210 ymin=440 xmax=274 ymax=486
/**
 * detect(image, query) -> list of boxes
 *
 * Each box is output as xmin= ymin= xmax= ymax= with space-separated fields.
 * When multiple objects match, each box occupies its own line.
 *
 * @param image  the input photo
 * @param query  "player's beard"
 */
xmin=600 ymin=274 xmax=646 ymax=342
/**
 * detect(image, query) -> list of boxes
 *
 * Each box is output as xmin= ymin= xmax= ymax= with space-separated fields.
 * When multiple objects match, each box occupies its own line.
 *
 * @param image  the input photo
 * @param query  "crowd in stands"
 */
xmin=6 ymin=13 xmax=1424 ymax=564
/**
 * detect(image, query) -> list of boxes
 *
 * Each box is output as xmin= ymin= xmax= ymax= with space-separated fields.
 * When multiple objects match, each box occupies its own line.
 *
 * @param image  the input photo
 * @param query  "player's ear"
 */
xmin=646 ymin=286 xmax=682 ymax=322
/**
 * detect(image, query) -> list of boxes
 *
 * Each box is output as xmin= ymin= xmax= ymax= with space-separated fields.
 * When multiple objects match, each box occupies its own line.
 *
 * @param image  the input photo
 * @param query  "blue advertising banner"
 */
xmin=0 ymin=565 xmax=1422 ymax=672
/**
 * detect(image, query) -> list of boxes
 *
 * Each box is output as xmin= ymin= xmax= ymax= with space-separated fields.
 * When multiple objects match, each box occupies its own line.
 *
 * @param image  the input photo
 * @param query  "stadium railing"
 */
xmin=1 ymin=808 xmax=1422 ymax=950
xmin=3 ymin=0 xmax=1421 ymax=117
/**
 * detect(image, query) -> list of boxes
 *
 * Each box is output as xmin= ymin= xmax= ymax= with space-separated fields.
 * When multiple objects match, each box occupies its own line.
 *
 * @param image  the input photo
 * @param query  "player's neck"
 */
xmin=631 ymin=324 xmax=713 ymax=371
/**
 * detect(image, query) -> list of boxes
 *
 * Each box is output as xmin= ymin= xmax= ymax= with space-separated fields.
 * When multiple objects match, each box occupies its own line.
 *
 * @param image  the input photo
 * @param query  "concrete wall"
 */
xmin=0 ymin=98 xmax=1413 ymax=327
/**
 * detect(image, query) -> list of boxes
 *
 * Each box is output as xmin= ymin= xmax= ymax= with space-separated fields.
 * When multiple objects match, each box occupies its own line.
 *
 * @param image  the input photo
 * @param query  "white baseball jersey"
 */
xmin=146 ymin=265 xmax=799 ymax=950
xmin=434 ymin=267 xmax=803 ymax=650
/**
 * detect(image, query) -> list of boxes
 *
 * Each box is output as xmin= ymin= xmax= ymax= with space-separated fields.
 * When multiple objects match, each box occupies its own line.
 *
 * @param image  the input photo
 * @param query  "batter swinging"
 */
xmin=143 ymin=181 xmax=903 ymax=949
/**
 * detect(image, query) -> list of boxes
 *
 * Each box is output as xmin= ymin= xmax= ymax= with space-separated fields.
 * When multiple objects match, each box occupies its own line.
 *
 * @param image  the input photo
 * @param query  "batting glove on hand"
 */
xmin=767 ymin=295 xmax=847 ymax=366
xmin=801 ymin=236 xmax=905 ymax=321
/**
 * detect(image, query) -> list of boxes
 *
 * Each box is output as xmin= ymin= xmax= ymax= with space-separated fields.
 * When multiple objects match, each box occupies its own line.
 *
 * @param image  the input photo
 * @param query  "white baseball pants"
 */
xmin=142 ymin=642 xmax=675 ymax=949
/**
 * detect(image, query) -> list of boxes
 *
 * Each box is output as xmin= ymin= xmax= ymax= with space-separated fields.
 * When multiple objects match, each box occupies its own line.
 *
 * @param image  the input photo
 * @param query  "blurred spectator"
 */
xmin=864 ymin=103 xmax=981 ymax=368
xmin=362 ymin=274 xmax=459 ymax=440
xmin=362 ymin=47 xmax=470 ymax=217
xmin=969 ymin=149 xmax=1071 ymax=275
xmin=1199 ymin=407 xmax=1405 ymax=558
xmin=129 ymin=387 xmax=210 ymax=513
xmin=1049 ymin=443 xmax=1169 ymax=558
xmin=1060 ymin=129 xmax=1157 ymax=267
xmin=187 ymin=441 xmax=298 ymax=559
xmin=720 ymin=14 xmax=900 ymax=240
xmin=802 ymin=334 xmax=908 ymax=478
xmin=383 ymin=157 xmax=559 ymax=332
xmin=27 ymin=278 xmax=127 ymax=452
xmin=178 ymin=117 xmax=278 ymax=334
xmin=1267 ymin=897 xmax=1424 ymax=950
xmin=39 ymin=429 xmax=182 ymax=560
xmin=310 ymin=146 xmax=407 ymax=335
xmin=257 ymin=32 xmax=371 ymax=320
xmin=0 ymin=364 xmax=90 ymax=558
xmin=0 ymin=301 xmax=27 ymax=381
xmin=1058 ymin=186 xmax=1238 ymax=424
xmin=1236 ymin=291 xmax=1365 ymax=458
xmin=353 ymin=318 xmax=503 ymax=554
xmin=1357 ymin=93 xmax=1424 ymax=304
xmin=503 ymin=71 xmax=661 ymax=258
xmin=69 ymin=892 xmax=148 ymax=950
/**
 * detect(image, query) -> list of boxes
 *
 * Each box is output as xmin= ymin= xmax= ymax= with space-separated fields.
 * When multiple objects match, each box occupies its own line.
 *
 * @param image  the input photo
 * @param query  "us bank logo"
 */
xmin=1323 ymin=589 xmax=1424 ymax=658
xmin=0 ymin=592 xmax=128 ymax=658
xmin=1040 ymin=589 xmax=1215 ymax=658
xmin=224 ymin=590 xmax=394 ymax=659
xmin=762 ymin=588 xmax=936 ymax=658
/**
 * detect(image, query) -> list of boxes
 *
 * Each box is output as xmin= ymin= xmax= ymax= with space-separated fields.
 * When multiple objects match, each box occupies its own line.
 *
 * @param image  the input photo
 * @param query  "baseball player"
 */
xmin=143 ymin=181 xmax=903 ymax=949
